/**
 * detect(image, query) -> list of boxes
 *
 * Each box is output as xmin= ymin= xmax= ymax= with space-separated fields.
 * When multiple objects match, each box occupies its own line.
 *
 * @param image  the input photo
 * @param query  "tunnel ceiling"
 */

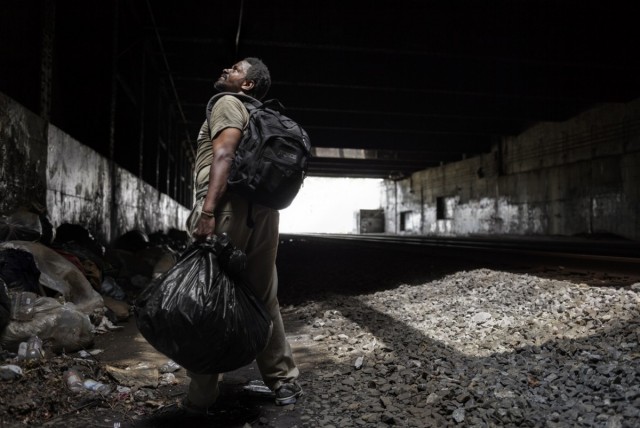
xmin=3 ymin=0 xmax=640 ymax=180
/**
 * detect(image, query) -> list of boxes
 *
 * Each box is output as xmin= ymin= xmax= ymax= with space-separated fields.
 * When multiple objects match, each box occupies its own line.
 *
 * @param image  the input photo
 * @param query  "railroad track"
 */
xmin=281 ymin=233 xmax=640 ymax=276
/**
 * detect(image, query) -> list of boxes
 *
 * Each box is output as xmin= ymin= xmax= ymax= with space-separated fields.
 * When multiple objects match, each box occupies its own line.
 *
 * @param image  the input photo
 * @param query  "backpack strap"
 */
xmin=261 ymin=99 xmax=285 ymax=113
xmin=205 ymin=92 xmax=262 ymax=122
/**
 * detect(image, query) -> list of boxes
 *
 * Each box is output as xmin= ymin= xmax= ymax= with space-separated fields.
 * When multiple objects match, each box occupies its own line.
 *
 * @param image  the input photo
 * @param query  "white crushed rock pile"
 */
xmin=284 ymin=268 xmax=640 ymax=428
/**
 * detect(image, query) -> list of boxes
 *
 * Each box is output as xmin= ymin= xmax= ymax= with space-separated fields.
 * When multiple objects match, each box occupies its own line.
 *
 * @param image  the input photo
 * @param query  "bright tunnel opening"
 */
xmin=279 ymin=177 xmax=383 ymax=234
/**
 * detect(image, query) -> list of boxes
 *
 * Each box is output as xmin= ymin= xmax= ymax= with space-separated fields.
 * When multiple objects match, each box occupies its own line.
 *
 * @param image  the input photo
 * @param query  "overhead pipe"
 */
xmin=235 ymin=0 xmax=245 ymax=56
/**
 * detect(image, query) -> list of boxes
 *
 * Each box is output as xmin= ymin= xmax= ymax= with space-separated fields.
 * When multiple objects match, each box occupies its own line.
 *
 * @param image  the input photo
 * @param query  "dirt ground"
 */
xmin=0 ymin=310 xmax=322 ymax=428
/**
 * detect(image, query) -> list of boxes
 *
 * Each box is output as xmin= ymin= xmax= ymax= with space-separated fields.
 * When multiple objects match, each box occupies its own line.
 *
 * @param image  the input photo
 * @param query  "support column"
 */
xmin=138 ymin=47 xmax=146 ymax=179
xmin=109 ymin=0 xmax=119 ymax=243
xmin=39 ymin=0 xmax=55 ymax=122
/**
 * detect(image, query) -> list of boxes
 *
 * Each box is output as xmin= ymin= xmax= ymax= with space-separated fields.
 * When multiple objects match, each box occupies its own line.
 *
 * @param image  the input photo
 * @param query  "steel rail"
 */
xmin=281 ymin=233 xmax=640 ymax=275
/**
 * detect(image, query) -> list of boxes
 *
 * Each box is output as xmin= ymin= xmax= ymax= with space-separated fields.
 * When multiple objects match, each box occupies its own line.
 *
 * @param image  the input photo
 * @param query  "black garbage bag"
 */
xmin=53 ymin=223 xmax=105 ymax=257
xmin=0 ymin=248 xmax=41 ymax=293
xmin=114 ymin=230 xmax=150 ymax=252
xmin=134 ymin=235 xmax=272 ymax=374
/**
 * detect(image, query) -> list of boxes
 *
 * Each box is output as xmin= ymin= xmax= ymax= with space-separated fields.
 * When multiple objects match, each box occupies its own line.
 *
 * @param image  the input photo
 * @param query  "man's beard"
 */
xmin=213 ymin=80 xmax=226 ymax=92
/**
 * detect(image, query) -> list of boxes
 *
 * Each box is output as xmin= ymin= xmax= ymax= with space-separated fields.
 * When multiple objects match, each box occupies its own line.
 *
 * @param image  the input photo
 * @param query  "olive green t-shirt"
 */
xmin=194 ymin=95 xmax=249 ymax=199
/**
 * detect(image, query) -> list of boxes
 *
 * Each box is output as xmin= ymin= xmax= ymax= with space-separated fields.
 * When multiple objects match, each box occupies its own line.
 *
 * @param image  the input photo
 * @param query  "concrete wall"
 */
xmin=1 ymin=92 xmax=189 ymax=244
xmin=382 ymin=99 xmax=640 ymax=240
xmin=0 ymin=93 xmax=48 ymax=213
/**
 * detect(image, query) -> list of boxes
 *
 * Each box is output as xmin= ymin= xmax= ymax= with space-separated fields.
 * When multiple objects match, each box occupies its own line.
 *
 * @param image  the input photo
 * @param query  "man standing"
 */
xmin=184 ymin=58 xmax=302 ymax=412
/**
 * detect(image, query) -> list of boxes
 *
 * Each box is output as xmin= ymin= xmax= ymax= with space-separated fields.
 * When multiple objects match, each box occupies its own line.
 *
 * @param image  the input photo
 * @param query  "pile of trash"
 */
xmin=0 ymin=345 xmax=184 ymax=426
xmin=0 ymin=204 xmax=189 ymax=425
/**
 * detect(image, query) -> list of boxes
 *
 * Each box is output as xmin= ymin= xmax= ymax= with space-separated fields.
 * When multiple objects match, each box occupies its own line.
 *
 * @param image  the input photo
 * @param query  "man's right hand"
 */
xmin=192 ymin=215 xmax=216 ymax=241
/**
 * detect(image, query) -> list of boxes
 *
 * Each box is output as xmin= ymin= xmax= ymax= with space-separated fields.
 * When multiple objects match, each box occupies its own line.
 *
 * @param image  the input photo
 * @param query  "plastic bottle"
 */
xmin=63 ymin=369 xmax=85 ymax=393
xmin=17 ymin=342 xmax=28 ymax=359
xmin=83 ymin=378 xmax=111 ymax=395
xmin=25 ymin=336 xmax=44 ymax=360
xmin=159 ymin=359 xmax=181 ymax=373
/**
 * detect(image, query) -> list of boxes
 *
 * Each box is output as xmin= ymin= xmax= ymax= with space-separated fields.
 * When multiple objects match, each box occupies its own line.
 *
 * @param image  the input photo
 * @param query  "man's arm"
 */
xmin=192 ymin=127 xmax=242 ymax=240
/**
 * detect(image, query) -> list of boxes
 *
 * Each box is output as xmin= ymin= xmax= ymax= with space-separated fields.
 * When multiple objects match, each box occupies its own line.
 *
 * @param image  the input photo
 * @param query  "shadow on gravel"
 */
xmin=277 ymin=239 xmax=640 ymax=425
xmin=312 ymin=291 xmax=639 ymax=426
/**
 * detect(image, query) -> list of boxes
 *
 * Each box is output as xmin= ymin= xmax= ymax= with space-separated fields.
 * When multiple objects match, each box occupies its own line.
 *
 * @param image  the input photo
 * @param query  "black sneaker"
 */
xmin=274 ymin=382 xmax=303 ymax=406
xmin=181 ymin=398 xmax=217 ymax=417
xmin=179 ymin=398 xmax=261 ymax=425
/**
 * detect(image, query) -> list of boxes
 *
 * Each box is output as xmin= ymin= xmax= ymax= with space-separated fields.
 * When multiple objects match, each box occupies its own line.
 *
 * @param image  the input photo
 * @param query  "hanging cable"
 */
xmin=235 ymin=0 xmax=245 ymax=56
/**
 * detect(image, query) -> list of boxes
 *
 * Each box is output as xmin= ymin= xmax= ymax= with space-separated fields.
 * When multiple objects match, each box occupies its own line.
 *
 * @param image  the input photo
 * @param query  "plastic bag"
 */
xmin=134 ymin=236 xmax=272 ymax=374
xmin=1 ymin=296 xmax=94 ymax=353
xmin=0 ymin=212 xmax=42 ymax=243
xmin=0 ymin=241 xmax=104 ymax=315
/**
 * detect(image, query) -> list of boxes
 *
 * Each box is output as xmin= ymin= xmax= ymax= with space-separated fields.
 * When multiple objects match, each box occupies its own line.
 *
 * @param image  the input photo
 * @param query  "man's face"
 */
xmin=214 ymin=60 xmax=252 ymax=93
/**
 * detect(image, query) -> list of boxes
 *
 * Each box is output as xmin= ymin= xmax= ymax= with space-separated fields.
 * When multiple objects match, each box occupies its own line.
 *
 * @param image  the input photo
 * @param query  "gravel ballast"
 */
xmin=283 ymin=268 xmax=640 ymax=427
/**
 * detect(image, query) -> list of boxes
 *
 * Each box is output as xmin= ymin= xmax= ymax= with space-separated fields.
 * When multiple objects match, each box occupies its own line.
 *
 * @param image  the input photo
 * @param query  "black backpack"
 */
xmin=206 ymin=92 xmax=311 ymax=210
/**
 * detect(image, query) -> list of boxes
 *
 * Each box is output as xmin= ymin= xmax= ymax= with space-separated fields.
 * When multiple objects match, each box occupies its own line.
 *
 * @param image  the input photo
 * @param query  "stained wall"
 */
xmin=1 ymin=92 xmax=189 ymax=243
xmin=383 ymin=99 xmax=640 ymax=240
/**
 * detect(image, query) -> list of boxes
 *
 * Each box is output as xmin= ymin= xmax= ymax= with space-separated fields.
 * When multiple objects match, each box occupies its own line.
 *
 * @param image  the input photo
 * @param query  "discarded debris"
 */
xmin=94 ymin=316 xmax=124 ymax=334
xmin=77 ymin=349 xmax=103 ymax=359
xmin=63 ymin=368 xmax=85 ymax=393
xmin=83 ymin=378 xmax=111 ymax=394
xmin=159 ymin=372 xmax=177 ymax=386
xmin=354 ymin=356 xmax=364 ymax=370
xmin=105 ymin=364 xmax=159 ymax=389
xmin=9 ymin=291 xmax=37 ymax=321
xmin=0 ymin=221 xmax=190 ymax=426
xmin=243 ymin=380 xmax=273 ymax=395
xmin=158 ymin=359 xmax=180 ymax=374
xmin=0 ymin=364 xmax=22 ymax=380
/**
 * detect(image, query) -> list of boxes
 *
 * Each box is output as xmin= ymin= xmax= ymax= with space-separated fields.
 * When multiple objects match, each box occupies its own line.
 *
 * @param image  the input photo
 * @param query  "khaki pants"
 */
xmin=185 ymin=194 xmax=299 ymax=407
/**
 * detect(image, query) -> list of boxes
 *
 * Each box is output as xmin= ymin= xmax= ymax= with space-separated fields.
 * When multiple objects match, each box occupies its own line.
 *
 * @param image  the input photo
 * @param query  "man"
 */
xmin=184 ymin=57 xmax=302 ymax=412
